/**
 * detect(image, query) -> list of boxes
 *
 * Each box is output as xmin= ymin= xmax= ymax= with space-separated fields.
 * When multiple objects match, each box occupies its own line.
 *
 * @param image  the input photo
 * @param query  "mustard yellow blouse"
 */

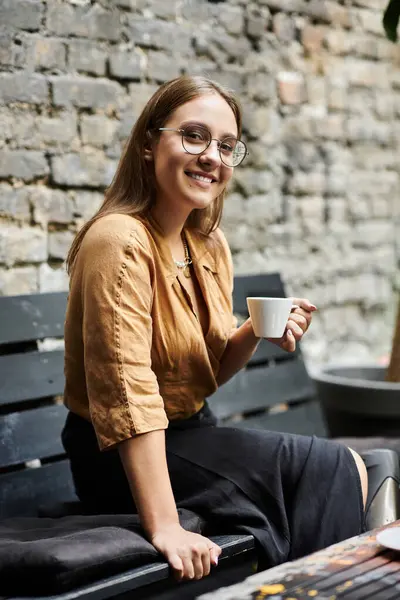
xmin=64 ymin=213 xmax=237 ymax=450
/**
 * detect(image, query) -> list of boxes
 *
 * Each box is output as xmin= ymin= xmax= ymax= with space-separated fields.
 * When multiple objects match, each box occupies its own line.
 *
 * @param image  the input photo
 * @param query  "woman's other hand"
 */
xmin=151 ymin=523 xmax=221 ymax=581
xmin=267 ymin=298 xmax=317 ymax=353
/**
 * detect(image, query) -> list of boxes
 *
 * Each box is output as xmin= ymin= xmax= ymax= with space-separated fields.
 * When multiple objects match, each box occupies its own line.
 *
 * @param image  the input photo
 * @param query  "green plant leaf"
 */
xmin=383 ymin=0 xmax=400 ymax=42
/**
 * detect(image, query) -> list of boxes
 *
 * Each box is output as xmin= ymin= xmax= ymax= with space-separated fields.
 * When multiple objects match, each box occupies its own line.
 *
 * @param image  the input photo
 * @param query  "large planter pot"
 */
xmin=312 ymin=365 xmax=400 ymax=438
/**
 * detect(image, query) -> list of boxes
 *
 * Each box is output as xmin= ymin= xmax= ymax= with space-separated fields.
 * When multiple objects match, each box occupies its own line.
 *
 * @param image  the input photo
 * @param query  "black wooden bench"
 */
xmin=0 ymin=273 xmax=397 ymax=600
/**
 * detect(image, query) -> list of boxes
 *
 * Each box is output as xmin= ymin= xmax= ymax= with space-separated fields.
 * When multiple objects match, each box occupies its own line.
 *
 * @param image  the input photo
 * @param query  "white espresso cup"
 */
xmin=246 ymin=297 xmax=294 ymax=338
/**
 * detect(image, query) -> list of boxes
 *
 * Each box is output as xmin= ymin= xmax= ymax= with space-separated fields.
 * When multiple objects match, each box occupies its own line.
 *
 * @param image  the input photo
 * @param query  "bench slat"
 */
xmin=233 ymin=272 xmax=285 ymax=315
xmin=0 ymin=292 xmax=67 ymax=345
xmin=0 ymin=404 xmax=67 ymax=468
xmin=0 ymin=460 xmax=76 ymax=518
xmin=0 ymin=350 xmax=65 ymax=406
xmin=231 ymin=401 xmax=328 ymax=437
xmin=210 ymin=359 xmax=315 ymax=420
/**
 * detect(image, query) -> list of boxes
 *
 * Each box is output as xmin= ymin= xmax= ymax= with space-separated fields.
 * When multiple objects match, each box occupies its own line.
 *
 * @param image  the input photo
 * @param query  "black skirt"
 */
xmin=61 ymin=403 xmax=364 ymax=568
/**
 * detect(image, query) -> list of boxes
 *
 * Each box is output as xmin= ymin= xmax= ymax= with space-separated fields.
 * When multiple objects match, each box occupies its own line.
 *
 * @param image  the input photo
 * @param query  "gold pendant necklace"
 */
xmin=173 ymin=233 xmax=192 ymax=278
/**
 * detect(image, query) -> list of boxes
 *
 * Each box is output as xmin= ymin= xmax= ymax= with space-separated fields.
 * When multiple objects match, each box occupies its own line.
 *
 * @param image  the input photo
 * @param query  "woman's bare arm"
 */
xmin=217 ymin=299 xmax=316 ymax=386
xmin=216 ymin=318 xmax=260 ymax=386
xmin=118 ymin=430 xmax=221 ymax=580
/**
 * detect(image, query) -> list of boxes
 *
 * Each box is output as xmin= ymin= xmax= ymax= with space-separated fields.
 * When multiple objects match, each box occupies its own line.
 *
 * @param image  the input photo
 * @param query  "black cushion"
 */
xmin=0 ymin=509 xmax=203 ymax=595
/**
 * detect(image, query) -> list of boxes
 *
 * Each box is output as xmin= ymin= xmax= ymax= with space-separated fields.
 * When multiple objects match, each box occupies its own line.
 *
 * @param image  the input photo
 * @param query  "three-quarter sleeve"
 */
xmin=78 ymin=220 xmax=168 ymax=450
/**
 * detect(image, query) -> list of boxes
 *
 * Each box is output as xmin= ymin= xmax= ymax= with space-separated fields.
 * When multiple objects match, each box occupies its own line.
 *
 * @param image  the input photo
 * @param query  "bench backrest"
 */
xmin=0 ymin=292 xmax=75 ymax=518
xmin=0 ymin=273 xmax=326 ymax=518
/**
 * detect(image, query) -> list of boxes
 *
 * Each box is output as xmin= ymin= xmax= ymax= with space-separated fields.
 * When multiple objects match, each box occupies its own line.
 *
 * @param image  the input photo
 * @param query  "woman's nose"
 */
xmin=199 ymin=139 xmax=221 ymax=165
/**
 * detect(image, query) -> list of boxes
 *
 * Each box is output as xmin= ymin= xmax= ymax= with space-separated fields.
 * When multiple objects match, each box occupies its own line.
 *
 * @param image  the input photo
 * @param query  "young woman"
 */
xmin=62 ymin=75 xmax=367 ymax=582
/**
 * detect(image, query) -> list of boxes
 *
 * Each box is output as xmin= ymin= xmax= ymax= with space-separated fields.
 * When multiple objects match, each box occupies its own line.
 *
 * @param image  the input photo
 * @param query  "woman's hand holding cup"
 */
xmin=246 ymin=297 xmax=317 ymax=352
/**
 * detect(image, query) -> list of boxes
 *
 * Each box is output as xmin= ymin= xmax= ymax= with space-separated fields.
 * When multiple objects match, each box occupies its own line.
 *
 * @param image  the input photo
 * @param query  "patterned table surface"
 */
xmin=199 ymin=520 xmax=400 ymax=600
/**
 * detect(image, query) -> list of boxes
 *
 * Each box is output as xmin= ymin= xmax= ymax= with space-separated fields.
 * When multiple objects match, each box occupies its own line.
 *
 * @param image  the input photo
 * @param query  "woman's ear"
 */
xmin=144 ymin=148 xmax=153 ymax=162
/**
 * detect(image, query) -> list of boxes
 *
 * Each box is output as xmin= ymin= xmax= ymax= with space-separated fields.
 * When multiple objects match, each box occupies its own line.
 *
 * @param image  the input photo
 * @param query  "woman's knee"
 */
xmin=348 ymin=447 xmax=368 ymax=510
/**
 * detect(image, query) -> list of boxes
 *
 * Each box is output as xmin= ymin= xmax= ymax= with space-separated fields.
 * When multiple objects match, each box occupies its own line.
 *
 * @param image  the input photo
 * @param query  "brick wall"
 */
xmin=0 ymin=0 xmax=399 ymax=366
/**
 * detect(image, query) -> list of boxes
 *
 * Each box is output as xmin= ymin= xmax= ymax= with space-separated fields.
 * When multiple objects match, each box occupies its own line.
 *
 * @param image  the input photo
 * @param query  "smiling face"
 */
xmin=149 ymin=92 xmax=238 ymax=219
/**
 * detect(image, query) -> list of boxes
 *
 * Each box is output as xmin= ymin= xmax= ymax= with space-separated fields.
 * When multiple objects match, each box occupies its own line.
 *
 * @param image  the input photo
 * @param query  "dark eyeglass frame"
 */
xmin=158 ymin=126 xmax=249 ymax=167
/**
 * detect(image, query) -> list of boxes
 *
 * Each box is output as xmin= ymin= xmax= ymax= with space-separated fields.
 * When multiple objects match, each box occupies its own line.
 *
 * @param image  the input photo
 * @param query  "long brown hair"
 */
xmin=66 ymin=75 xmax=243 ymax=274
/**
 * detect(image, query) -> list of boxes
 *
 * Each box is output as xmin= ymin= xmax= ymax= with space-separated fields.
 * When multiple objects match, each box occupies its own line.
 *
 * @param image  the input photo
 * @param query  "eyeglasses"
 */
xmin=158 ymin=124 xmax=249 ymax=167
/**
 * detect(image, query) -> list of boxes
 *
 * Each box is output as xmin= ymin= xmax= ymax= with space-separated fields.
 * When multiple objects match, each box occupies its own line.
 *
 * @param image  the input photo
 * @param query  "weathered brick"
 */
xmin=113 ymin=82 xmax=156 ymax=138
xmin=246 ymin=190 xmax=284 ymax=223
xmin=305 ymin=1 xmax=353 ymax=28
xmin=38 ymin=263 xmax=69 ymax=293
xmin=4 ymin=109 xmax=35 ymax=147
xmin=352 ymin=146 xmax=397 ymax=170
xmin=0 ymin=27 xmax=26 ymax=67
xmin=0 ymin=150 xmax=49 ymax=181
xmin=286 ymin=143 xmax=323 ymax=172
xmin=0 ymin=266 xmax=38 ymax=295
xmin=246 ymin=4 xmax=270 ymax=38
xmin=245 ymin=71 xmax=275 ymax=103
xmin=220 ymin=192 xmax=245 ymax=226
xmin=0 ymin=107 xmax=13 ymax=146
xmin=36 ymin=112 xmax=78 ymax=147
xmin=347 ymin=59 xmax=390 ymax=89
xmin=212 ymin=31 xmax=252 ymax=64
xmin=326 ymin=167 xmax=348 ymax=195
xmin=81 ymin=115 xmax=119 ymax=147
xmin=243 ymin=105 xmax=278 ymax=140
xmin=147 ymin=51 xmax=181 ymax=83
xmin=51 ymin=151 xmax=117 ymax=187
xmin=48 ymin=230 xmax=75 ymax=261
xmin=353 ymin=0 xmax=388 ymax=7
xmin=297 ymin=196 xmax=325 ymax=234
xmin=327 ymin=79 xmax=347 ymax=111
xmin=218 ymin=5 xmax=244 ymax=36
xmin=34 ymin=38 xmax=67 ymax=70
xmin=277 ymin=72 xmax=306 ymax=105
xmin=149 ymin=0 xmax=177 ymax=19
xmin=282 ymin=114 xmax=314 ymax=140
xmin=346 ymin=118 xmax=392 ymax=144
xmin=326 ymin=198 xmax=348 ymax=222
xmin=109 ymin=0 xmax=139 ymax=8
xmin=301 ymin=25 xmax=325 ymax=54
xmin=273 ymin=13 xmax=296 ymax=43
xmin=0 ymin=224 xmax=47 ymax=267
xmin=306 ymin=76 xmax=326 ymax=107
xmin=288 ymin=172 xmax=326 ymax=195
xmin=348 ymin=171 xmax=398 ymax=198
xmin=181 ymin=0 xmax=215 ymax=23
xmin=128 ymin=82 xmax=157 ymax=112
xmin=109 ymin=50 xmax=143 ymax=80
xmin=313 ymin=114 xmax=345 ymax=140
xmin=52 ymin=76 xmax=123 ymax=109
xmin=73 ymin=190 xmax=103 ymax=222
xmin=68 ymin=40 xmax=107 ymax=76
xmin=0 ymin=184 xmax=31 ymax=220
xmin=30 ymin=187 xmax=75 ymax=226
xmin=355 ymin=7 xmax=385 ymax=36
xmin=324 ymin=29 xmax=352 ymax=55
xmin=125 ymin=16 xmax=192 ymax=56
xmin=47 ymin=2 xmax=121 ymax=41
xmin=0 ymin=0 xmax=43 ymax=32
xmin=7 ymin=109 xmax=77 ymax=149
xmin=259 ymin=0 xmax=307 ymax=11
xmin=235 ymin=168 xmax=274 ymax=196
xmin=0 ymin=73 xmax=48 ymax=104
